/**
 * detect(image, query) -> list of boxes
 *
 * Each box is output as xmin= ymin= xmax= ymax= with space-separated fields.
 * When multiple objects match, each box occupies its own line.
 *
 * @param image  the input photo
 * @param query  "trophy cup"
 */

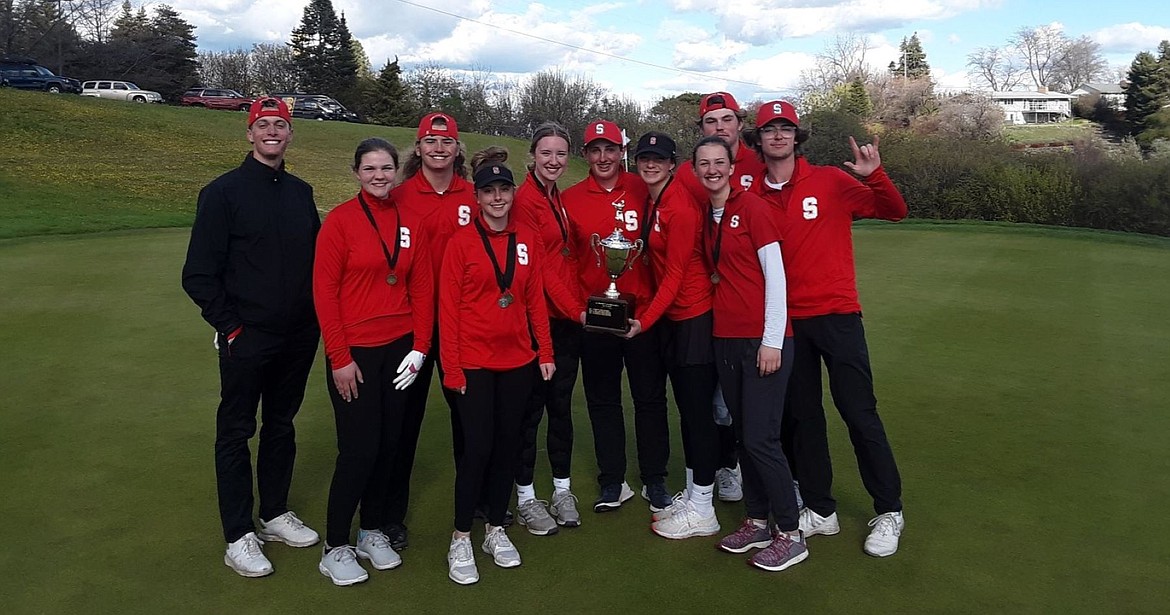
xmin=584 ymin=198 xmax=643 ymax=334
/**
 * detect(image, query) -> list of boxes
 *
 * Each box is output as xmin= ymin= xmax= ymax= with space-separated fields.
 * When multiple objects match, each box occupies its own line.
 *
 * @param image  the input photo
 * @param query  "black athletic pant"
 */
xmin=787 ymin=313 xmax=903 ymax=516
xmin=454 ymin=366 xmax=534 ymax=532
xmin=717 ymin=424 xmax=738 ymax=469
xmin=580 ymin=327 xmax=669 ymax=488
xmin=713 ymin=337 xmax=799 ymax=531
xmin=324 ymin=336 xmax=412 ymax=547
xmin=517 ymin=318 xmax=581 ymax=486
xmin=385 ymin=328 xmax=459 ymax=528
xmin=214 ymin=326 xmax=318 ymax=543
xmin=662 ymin=313 xmax=719 ymax=487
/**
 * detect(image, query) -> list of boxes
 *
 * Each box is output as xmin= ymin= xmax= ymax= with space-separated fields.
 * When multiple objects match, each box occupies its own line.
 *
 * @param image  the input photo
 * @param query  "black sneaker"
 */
xmin=473 ymin=506 xmax=515 ymax=527
xmin=381 ymin=522 xmax=408 ymax=551
xmin=593 ymin=482 xmax=635 ymax=513
xmin=641 ymin=482 xmax=672 ymax=513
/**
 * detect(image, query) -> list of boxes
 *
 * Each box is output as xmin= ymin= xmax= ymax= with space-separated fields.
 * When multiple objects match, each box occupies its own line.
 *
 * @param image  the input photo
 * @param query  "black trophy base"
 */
xmin=584 ymin=294 xmax=635 ymax=334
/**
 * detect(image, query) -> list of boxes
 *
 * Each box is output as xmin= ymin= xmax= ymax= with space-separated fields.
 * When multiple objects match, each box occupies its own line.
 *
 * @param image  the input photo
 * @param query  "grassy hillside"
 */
xmin=0 ymin=88 xmax=589 ymax=238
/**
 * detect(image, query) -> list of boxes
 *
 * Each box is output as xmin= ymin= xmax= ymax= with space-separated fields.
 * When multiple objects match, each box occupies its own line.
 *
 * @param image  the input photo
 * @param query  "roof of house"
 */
xmin=990 ymin=91 xmax=1075 ymax=100
xmin=1074 ymin=82 xmax=1126 ymax=95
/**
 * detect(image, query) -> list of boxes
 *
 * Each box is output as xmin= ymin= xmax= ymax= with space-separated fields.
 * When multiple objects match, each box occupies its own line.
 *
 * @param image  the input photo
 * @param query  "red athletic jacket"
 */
xmin=391 ymin=171 xmax=476 ymax=284
xmin=703 ymin=188 xmax=784 ymax=339
xmin=753 ymin=157 xmax=907 ymax=318
xmin=677 ymin=143 xmax=766 ymax=205
xmin=639 ymin=176 xmax=713 ymax=329
xmin=514 ymin=172 xmax=587 ymax=321
xmin=313 ymin=190 xmax=434 ymax=368
xmin=562 ymin=171 xmax=653 ymax=315
xmin=438 ymin=214 xmax=553 ymax=390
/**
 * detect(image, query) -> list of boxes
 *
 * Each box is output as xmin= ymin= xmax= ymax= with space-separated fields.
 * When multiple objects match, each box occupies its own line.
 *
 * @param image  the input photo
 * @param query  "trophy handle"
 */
xmin=626 ymin=239 xmax=645 ymax=272
xmin=590 ymin=233 xmax=602 ymax=268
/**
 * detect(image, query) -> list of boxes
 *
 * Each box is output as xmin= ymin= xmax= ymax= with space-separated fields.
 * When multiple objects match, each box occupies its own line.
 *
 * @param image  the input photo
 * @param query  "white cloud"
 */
xmin=665 ymin=0 xmax=999 ymax=45
xmin=1092 ymin=22 xmax=1170 ymax=53
xmin=672 ymin=39 xmax=752 ymax=70
xmin=655 ymin=19 xmax=708 ymax=43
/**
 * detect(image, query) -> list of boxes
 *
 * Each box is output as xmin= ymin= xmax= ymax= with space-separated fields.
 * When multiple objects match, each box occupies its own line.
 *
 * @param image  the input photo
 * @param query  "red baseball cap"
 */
xmin=248 ymin=97 xmax=291 ymax=127
xmin=756 ymin=100 xmax=800 ymax=127
xmin=583 ymin=120 xmax=623 ymax=147
xmin=698 ymin=91 xmax=741 ymax=118
xmin=417 ymin=112 xmax=459 ymax=140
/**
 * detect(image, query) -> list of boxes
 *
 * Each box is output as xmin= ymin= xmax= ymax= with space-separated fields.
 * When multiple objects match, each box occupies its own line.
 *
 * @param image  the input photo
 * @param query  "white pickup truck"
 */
xmin=81 ymin=80 xmax=163 ymax=103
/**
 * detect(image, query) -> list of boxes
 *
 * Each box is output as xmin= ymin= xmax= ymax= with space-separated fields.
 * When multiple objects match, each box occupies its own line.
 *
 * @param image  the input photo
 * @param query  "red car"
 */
xmin=179 ymin=88 xmax=255 ymax=111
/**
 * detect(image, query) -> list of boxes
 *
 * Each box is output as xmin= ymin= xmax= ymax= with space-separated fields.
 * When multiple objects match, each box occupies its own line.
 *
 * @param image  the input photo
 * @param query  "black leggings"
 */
xmin=713 ymin=337 xmax=799 ymax=531
xmin=661 ymin=313 xmax=719 ymax=486
xmin=324 ymin=335 xmax=413 ymax=547
xmin=453 ymin=365 xmax=535 ymax=532
xmin=517 ymin=319 xmax=581 ymax=485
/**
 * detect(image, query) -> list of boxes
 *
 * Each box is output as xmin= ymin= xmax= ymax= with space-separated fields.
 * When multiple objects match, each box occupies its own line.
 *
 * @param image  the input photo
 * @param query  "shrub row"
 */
xmin=801 ymin=115 xmax=1170 ymax=237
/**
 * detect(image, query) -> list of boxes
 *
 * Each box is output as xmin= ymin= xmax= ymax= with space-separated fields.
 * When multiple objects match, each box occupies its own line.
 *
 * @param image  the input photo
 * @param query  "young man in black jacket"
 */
xmin=182 ymin=97 xmax=322 ymax=577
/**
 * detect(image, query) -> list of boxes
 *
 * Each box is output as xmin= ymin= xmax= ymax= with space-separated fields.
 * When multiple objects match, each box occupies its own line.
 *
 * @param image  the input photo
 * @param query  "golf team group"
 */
xmin=181 ymin=91 xmax=908 ymax=586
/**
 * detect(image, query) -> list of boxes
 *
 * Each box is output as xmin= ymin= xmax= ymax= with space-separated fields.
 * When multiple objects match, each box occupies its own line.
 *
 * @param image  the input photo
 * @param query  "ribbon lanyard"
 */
xmin=532 ymin=172 xmax=570 ymax=256
xmin=640 ymin=176 xmax=671 ymax=257
xmin=357 ymin=192 xmax=403 ymax=285
xmin=708 ymin=205 xmax=727 ymax=284
xmin=474 ymin=217 xmax=517 ymax=307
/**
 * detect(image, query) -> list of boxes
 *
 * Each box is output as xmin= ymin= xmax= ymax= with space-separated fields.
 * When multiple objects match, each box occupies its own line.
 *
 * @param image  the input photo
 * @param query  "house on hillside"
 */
xmin=1071 ymin=82 xmax=1127 ymax=108
xmin=991 ymin=90 xmax=1074 ymax=124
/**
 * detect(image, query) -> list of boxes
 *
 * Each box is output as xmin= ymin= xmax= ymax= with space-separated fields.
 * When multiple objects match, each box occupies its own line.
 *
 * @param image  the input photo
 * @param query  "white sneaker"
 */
xmin=864 ymin=511 xmax=905 ymax=557
xmin=482 ymin=525 xmax=521 ymax=568
xmin=356 ymin=529 xmax=403 ymax=570
xmin=798 ymin=507 xmax=841 ymax=537
xmin=651 ymin=500 xmax=721 ymax=539
xmin=651 ymin=491 xmax=689 ymax=522
xmin=447 ymin=535 xmax=479 ymax=585
xmin=318 ymin=545 xmax=369 ymax=586
xmin=258 ymin=511 xmax=320 ymax=547
xmin=716 ymin=465 xmax=743 ymax=502
xmin=224 ymin=532 xmax=273 ymax=578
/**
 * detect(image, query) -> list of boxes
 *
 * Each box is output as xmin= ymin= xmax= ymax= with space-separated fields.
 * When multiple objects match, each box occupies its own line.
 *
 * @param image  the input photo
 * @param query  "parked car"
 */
xmin=0 ymin=57 xmax=81 ymax=93
xmin=272 ymin=92 xmax=363 ymax=122
xmin=179 ymin=88 xmax=255 ymax=111
xmin=81 ymin=80 xmax=163 ymax=103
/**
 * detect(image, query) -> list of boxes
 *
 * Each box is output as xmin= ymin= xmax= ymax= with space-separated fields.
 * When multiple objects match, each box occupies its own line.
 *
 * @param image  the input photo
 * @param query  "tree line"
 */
xmin=2 ymin=0 xmax=198 ymax=100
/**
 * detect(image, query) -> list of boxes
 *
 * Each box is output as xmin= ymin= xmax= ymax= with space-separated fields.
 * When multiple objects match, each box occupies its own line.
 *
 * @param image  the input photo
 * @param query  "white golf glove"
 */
xmin=392 ymin=350 xmax=426 ymax=390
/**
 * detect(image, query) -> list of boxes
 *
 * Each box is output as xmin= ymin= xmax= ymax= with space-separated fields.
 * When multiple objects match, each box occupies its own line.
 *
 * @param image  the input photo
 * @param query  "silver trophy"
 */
xmin=584 ymin=197 xmax=643 ymax=333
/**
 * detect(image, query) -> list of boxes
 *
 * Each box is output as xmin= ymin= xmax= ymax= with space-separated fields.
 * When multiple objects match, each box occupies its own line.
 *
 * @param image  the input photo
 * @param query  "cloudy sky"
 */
xmin=174 ymin=0 xmax=1169 ymax=103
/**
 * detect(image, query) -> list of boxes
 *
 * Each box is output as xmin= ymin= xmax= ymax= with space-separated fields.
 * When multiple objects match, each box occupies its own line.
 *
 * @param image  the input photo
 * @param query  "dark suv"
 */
xmin=0 ymin=58 xmax=82 ymax=93
xmin=271 ymin=93 xmax=362 ymax=122
xmin=179 ymin=88 xmax=255 ymax=111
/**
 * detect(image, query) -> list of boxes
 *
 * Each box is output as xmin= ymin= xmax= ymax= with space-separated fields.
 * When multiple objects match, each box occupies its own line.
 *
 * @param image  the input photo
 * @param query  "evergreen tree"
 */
xmin=890 ymin=32 xmax=931 ymax=79
xmin=288 ymin=0 xmax=357 ymax=99
xmin=1125 ymin=50 xmax=1168 ymax=135
xmin=144 ymin=5 xmax=198 ymax=99
xmin=364 ymin=56 xmax=416 ymax=126
xmin=840 ymin=77 xmax=873 ymax=117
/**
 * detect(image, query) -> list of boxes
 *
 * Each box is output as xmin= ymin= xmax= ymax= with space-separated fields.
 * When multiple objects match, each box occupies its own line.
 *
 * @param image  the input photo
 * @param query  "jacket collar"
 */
xmin=240 ymin=152 xmax=285 ymax=179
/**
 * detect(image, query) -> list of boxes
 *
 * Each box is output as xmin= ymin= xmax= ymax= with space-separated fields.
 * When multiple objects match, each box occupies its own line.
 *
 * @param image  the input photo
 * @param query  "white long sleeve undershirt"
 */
xmin=757 ymin=241 xmax=787 ymax=349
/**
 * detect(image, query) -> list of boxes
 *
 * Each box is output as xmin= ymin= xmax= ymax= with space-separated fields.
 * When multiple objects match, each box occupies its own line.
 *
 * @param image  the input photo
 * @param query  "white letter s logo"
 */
xmin=399 ymin=226 xmax=411 ymax=248
xmin=518 ymin=243 xmax=529 ymax=265
xmin=802 ymin=197 xmax=818 ymax=220
xmin=729 ymin=215 xmax=741 ymax=228
xmin=458 ymin=205 xmax=471 ymax=226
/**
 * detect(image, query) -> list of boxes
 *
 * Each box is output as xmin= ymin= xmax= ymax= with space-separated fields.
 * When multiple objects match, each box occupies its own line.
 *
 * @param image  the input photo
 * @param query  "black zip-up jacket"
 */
xmin=182 ymin=153 xmax=321 ymax=336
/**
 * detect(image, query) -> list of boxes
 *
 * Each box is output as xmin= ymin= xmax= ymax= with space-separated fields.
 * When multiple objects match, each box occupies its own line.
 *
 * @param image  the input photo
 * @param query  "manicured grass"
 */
xmin=0 ymin=88 xmax=589 ymax=239
xmin=1002 ymin=118 xmax=1095 ymax=144
xmin=1 ymin=223 xmax=1167 ymax=612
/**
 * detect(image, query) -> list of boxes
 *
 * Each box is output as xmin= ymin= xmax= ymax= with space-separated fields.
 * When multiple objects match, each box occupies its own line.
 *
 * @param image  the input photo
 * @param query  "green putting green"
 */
xmin=1 ymin=223 xmax=1167 ymax=612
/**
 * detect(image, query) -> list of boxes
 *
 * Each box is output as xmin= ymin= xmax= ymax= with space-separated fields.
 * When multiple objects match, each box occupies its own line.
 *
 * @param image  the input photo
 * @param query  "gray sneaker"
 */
xmin=318 ymin=545 xmax=369 ymax=586
xmin=717 ymin=519 xmax=773 ymax=554
xmin=447 ymin=535 xmax=479 ymax=585
xmin=356 ymin=529 xmax=403 ymax=570
xmin=749 ymin=531 xmax=809 ymax=572
xmin=516 ymin=499 xmax=559 ymax=536
xmin=716 ymin=466 xmax=743 ymax=502
xmin=549 ymin=490 xmax=581 ymax=527
xmin=482 ymin=526 xmax=521 ymax=568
